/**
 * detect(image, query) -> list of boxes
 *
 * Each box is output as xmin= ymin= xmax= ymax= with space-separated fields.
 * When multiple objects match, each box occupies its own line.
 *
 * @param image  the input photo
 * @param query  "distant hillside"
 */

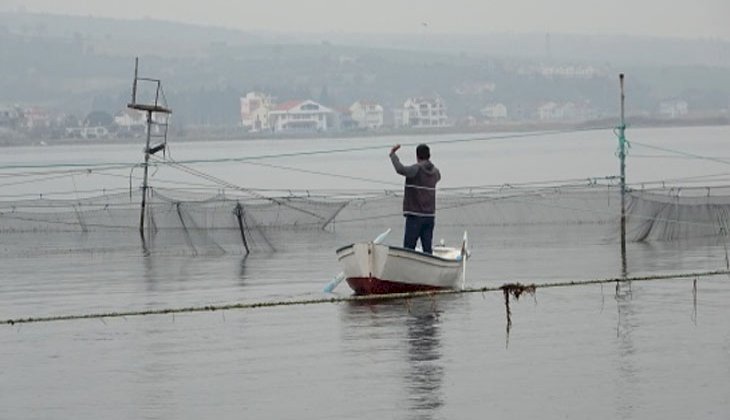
xmin=2 ymin=12 xmax=729 ymax=66
xmin=0 ymin=12 xmax=728 ymax=128
xmin=0 ymin=12 xmax=260 ymax=56
xmin=317 ymin=32 xmax=730 ymax=68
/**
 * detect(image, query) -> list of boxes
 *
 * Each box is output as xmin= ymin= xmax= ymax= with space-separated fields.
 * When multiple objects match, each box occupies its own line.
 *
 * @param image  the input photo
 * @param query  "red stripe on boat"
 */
xmin=346 ymin=277 xmax=444 ymax=295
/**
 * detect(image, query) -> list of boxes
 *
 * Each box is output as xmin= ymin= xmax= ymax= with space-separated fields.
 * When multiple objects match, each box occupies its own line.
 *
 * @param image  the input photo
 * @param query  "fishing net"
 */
xmin=335 ymin=183 xmax=622 ymax=229
xmin=0 ymin=188 xmax=348 ymax=254
xmin=1 ymin=182 xmax=729 ymax=254
xmin=626 ymin=186 xmax=730 ymax=241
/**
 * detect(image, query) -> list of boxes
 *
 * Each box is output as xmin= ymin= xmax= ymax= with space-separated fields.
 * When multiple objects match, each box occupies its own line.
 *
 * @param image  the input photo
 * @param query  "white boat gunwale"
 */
xmin=335 ymin=243 xmax=462 ymax=263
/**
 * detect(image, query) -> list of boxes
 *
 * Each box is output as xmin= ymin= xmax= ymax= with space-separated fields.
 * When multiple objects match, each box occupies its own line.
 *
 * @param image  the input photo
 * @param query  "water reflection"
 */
xmin=614 ymin=284 xmax=639 ymax=420
xmin=141 ymin=233 xmax=151 ymax=257
xmin=142 ymin=252 xmax=158 ymax=292
xmin=404 ymin=305 xmax=444 ymax=419
xmin=630 ymin=237 xmax=729 ymax=273
xmin=238 ymin=254 xmax=248 ymax=286
xmin=340 ymin=299 xmax=445 ymax=420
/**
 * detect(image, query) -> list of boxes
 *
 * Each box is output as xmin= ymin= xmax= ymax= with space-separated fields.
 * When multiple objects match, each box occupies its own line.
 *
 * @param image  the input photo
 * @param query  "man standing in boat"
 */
xmin=389 ymin=143 xmax=441 ymax=254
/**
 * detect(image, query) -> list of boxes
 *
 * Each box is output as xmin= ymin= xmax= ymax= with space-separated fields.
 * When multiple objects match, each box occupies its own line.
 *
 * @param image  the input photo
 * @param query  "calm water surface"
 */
xmin=2 ymin=127 xmax=730 ymax=419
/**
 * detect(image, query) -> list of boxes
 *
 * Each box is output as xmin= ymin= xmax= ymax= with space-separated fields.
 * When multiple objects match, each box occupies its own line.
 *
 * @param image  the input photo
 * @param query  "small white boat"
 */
xmin=335 ymin=233 xmax=468 ymax=295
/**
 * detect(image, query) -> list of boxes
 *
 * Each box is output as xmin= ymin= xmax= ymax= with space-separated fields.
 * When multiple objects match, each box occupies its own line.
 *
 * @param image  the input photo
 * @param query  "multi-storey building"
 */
xmin=395 ymin=96 xmax=448 ymax=128
xmin=349 ymin=100 xmax=384 ymax=129
xmin=240 ymin=92 xmax=274 ymax=132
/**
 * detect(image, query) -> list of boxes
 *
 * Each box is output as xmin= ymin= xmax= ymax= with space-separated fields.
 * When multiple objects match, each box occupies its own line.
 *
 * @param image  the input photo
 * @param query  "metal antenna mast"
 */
xmin=617 ymin=73 xmax=628 ymax=276
xmin=128 ymin=57 xmax=172 ymax=238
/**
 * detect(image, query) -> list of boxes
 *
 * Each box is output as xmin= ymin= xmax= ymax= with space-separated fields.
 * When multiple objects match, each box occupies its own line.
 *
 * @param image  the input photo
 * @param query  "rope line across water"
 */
xmin=3 ymin=268 xmax=728 ymax=326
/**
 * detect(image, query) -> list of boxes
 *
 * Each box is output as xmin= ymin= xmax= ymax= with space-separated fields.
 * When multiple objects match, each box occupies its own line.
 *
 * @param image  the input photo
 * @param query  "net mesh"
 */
xmin=627 ymin=186 xmax=730 ymax=241
xmin=335 ymin=184 xmax=622 ymax=228
xmin=0 ymin=187 xmax=348 ymax=254
xmin=1 ymin=183 xmax=729 ymax=253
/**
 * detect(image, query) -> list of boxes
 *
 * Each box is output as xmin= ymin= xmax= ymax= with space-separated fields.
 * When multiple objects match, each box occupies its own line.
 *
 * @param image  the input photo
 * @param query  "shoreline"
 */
xmin=2 ymin=116 xmax=728 ymax=147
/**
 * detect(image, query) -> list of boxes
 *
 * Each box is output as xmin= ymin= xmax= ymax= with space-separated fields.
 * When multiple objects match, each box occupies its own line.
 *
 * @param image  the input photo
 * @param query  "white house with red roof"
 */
xmin=349 ymin=100 xmax=384 ymax=129
xmin=268 ymin=100 xmax=334 ymax=132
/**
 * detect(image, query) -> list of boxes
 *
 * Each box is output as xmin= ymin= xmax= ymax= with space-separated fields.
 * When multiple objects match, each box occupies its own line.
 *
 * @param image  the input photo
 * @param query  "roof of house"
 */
xmin=404 ymin=96 xmax=444 ymax=107
xmin=273 ymin=100 xmax=304 ymax=111
xmin=271 ymin=100 xmax=335 ymax=114
xmin=354 ymin=100 xmax=381 ymax=106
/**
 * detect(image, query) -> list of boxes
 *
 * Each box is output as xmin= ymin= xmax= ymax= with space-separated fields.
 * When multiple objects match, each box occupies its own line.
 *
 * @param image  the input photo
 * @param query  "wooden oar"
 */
xmin=323 ymin=228 xmax=391 ymax=293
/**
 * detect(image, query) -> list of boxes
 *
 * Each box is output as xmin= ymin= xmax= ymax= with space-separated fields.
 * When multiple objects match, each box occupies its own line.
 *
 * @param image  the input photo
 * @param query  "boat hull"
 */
xmin=345 ymin=277 xmax=444 ymax=295
xmin=336 ymin=242 xmax=465 ymax=295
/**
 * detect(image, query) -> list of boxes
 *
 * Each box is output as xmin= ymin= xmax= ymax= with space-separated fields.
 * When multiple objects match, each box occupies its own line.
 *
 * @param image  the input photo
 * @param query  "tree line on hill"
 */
xmin=0 ymin=12 xmax=728 ymax=134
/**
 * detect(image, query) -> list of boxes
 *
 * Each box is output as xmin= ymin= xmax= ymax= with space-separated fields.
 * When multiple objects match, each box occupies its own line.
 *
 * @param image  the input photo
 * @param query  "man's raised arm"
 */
xmin=389 ymin=144 xmax=419 ymax=177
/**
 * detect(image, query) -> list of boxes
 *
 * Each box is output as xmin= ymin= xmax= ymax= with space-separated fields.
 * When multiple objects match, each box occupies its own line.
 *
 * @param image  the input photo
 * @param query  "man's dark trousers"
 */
xmin=403 ymin=215 xmax=435 ymax=254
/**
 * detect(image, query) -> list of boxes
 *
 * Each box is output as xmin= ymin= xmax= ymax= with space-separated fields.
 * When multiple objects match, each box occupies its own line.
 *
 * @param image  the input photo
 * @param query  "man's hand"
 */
xmin=390 ymin=144 xmax=401 ymax=155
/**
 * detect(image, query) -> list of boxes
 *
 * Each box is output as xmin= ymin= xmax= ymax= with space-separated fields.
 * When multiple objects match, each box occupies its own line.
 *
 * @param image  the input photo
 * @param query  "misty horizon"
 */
xmin=2 ymin=0 xmax=729 ymax=41
xmin=1 ymin=7 xmax=729 ymax=143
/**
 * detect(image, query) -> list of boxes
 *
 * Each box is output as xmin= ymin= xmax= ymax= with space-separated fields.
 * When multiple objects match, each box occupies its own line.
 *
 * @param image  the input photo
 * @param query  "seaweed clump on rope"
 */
xmin=500 ymin=282 xmax=537 ymax=336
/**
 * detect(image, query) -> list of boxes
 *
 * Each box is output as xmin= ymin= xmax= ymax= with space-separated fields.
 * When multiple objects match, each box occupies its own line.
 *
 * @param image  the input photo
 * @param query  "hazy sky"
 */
xmin=3 ymin=0 xmax=729 ymax=40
